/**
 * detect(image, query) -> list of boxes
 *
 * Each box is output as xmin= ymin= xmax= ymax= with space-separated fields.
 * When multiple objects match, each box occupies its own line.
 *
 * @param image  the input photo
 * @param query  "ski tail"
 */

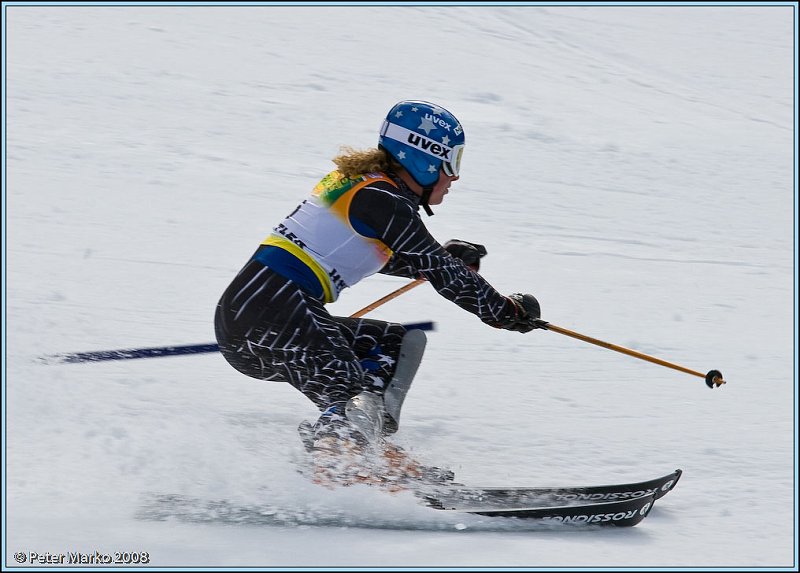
xmin=383 ymin=329 xmax=426 ymax=434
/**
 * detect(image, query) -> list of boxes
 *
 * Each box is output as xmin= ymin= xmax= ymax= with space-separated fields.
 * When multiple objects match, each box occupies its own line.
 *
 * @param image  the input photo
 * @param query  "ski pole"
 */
xmin=533 ymin=319 xmax=726 ymax=389
xmin=42 ymin=281 xmax=431 ymax=365
xmin=349 ymin=278 xmax=426 ymax=318
xmin=42 ymin=321 xmax=435 ymax=365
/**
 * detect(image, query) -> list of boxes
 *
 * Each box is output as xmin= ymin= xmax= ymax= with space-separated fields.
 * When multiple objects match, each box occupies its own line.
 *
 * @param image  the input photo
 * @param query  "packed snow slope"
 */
xmin=4 ymin=4 xmax=797 ymax=569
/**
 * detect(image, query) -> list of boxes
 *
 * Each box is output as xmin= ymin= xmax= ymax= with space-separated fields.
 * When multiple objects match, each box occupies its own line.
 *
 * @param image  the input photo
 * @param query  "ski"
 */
xmin=418 ymin=469 xmax=681 ymax=512
xmin=138 ymin=491 xmax=655 ymax=529
xmin=427 ymin=493 xmax=657 ymax=527
xmin=296 ymin=456 xmax=671 ymax=527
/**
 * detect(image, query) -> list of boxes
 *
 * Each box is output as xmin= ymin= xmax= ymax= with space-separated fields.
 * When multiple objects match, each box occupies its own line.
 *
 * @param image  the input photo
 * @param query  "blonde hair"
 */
xmin=332 ymin=146 xmax=401 ymax=178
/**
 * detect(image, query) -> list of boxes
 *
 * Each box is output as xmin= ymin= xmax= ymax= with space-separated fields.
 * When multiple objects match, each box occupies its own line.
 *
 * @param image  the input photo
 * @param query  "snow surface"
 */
xmin=4 ymin=3 xmax=797 ymax=570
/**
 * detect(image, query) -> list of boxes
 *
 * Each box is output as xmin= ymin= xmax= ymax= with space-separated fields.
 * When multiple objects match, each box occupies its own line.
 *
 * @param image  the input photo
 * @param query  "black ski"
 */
xmin=418 ymin=469 xmax=681 ymax=513
xmin=428 ymin=493 xmax=657 ymax=527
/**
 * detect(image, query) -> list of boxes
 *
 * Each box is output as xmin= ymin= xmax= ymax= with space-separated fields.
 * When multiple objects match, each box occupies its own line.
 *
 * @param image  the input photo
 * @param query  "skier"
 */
xmin=214 ymin=100 xmax=542 ymax=482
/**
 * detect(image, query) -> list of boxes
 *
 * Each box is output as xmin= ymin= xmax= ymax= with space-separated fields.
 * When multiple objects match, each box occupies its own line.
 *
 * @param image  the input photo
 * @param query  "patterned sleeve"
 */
xmin=350 ymin=182 xmax=517 ymax=327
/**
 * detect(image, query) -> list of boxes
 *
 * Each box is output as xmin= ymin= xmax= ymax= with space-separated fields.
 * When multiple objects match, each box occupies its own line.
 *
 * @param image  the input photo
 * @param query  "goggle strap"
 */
xmin=382 ymin=121 xmax=458 ymax=167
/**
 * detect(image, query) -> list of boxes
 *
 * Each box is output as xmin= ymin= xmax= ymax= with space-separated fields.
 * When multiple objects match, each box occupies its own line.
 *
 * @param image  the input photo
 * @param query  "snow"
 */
xmin=3 ymin=3 xmax=797 ymax=570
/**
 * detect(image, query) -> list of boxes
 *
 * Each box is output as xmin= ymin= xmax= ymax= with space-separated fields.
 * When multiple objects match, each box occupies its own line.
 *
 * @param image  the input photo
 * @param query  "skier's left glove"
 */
xmin=443 ymin=239 xmax=487 ymax=271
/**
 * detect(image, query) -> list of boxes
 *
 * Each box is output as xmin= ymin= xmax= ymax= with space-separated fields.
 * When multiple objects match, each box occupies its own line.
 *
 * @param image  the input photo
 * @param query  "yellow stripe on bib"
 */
xmin=261 ymin=235 xmax=335 ymax=303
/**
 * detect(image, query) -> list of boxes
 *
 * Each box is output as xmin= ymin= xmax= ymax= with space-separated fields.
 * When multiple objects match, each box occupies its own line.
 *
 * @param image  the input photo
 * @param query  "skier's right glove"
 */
xmin=498 ymin=293 xmax=543 ymax=333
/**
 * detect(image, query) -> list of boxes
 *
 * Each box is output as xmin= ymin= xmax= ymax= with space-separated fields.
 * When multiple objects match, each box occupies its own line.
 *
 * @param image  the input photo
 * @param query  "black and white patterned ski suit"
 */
xmin=214 ymin=170 xmax=519 ymax=412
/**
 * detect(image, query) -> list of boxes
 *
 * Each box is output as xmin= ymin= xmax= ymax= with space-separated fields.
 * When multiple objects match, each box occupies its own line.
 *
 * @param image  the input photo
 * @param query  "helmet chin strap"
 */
xmin=420 ymin=186 xmax=434 ymax=216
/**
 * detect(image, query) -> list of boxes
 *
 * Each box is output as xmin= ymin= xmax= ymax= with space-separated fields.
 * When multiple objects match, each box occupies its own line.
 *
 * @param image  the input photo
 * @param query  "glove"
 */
xmin=443 ymin=239 xmax=487 ymax=271
xmin=499 ymin=293 xmax=543 ymax=333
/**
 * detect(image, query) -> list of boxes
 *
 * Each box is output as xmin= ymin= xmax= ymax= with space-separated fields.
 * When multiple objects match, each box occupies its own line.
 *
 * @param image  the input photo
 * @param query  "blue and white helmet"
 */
xmin=379 ymin=100 xmax=465 ymax=188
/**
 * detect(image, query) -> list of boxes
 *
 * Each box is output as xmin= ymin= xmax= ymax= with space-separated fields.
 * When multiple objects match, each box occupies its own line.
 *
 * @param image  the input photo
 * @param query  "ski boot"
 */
xmin=299 ymin=402 xmax=375 ymax=488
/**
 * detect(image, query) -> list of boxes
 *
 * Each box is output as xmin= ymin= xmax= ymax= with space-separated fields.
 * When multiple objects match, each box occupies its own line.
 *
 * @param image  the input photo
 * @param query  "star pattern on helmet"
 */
xmin=394 ymin=111 xmax=403 ymax=119
xmin=418 ymin=116 xmax=437 ymax=135
xmin=441 ymin=135 xmax=451 ymax=145
xmin=397 ymin=151 xmax=406 ymax=160
xmin=427 ymin=164 xmax=437 ymax=173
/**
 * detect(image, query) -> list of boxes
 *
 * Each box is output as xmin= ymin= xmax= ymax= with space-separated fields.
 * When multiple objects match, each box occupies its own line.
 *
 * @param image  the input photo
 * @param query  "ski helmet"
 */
xmin=378 ymin=100 xmax=465 ymax=188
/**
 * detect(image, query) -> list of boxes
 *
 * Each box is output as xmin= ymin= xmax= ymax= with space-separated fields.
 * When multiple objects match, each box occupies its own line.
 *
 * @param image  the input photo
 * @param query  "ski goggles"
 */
xmin=442 ymin=143 xmax=464 ymax=178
